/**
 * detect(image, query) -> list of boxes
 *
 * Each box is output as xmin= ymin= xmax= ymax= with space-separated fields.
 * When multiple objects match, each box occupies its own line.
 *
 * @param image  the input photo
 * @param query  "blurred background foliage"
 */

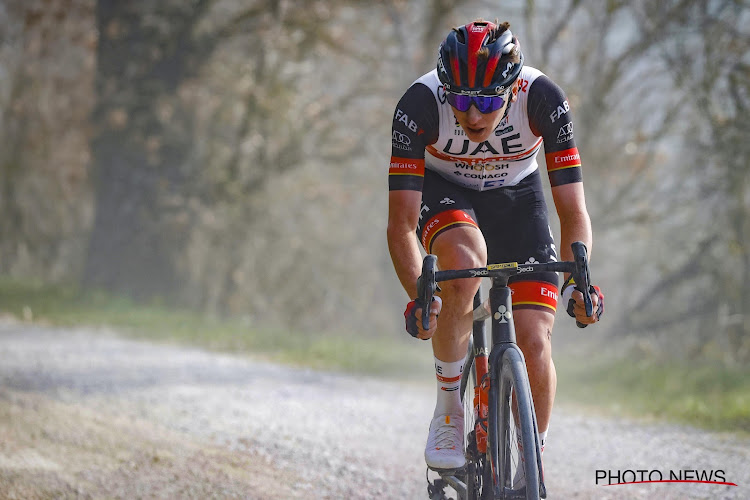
xmin=1 ymin=0 xmax=749 ymax=366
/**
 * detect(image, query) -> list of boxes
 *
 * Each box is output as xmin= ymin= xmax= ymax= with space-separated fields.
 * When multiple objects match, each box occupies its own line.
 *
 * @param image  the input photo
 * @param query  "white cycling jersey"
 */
xmin=390 ymin=65 xmax=581 ymax=193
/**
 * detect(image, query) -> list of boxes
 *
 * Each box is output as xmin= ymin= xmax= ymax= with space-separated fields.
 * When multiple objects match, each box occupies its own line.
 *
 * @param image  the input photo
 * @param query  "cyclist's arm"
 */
xmin=527 ymin=75 xmax=601 ymax=322
xmin=387 ymin=190 xmax=423 ymax=299
xmin=551 ymin=182 xmax=592 ymax=263
xmin=387 ymin=82 xmax=439 ymax=299
xmin=527 ymin=75 xmax=592 ymax=262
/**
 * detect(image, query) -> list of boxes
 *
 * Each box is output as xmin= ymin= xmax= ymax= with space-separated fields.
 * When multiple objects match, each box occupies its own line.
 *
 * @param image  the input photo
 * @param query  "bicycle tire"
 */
xmin=490 ymin=347 xmax=540 ymax=500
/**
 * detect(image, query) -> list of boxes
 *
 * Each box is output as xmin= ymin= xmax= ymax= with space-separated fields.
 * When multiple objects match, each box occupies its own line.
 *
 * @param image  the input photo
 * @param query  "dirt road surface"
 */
xmin=0 ymin=321 xmax=747 ymax=499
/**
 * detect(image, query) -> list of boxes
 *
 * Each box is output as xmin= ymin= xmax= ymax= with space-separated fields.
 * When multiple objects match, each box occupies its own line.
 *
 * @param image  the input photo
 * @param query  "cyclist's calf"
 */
xmin=513 ymin=308 xmax=557 ymax=432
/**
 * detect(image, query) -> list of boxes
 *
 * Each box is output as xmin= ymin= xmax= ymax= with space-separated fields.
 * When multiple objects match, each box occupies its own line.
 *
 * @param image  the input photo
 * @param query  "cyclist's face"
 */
xmin=451 ymin=82 xmax=518 ymax=143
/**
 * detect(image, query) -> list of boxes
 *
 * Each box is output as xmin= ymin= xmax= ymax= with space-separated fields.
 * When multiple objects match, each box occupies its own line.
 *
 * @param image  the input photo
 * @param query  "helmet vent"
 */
xmin=454 ymin=28 xmax=466 ymax=44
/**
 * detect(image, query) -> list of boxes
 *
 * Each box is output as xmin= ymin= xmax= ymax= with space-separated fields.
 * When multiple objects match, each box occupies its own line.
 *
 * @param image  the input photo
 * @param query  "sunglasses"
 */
xmin=446 ymin=91 xmax=510 ymax=113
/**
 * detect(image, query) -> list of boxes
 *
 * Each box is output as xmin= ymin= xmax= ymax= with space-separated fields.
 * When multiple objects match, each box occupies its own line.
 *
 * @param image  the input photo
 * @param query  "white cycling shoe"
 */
xmin=424 ymin=413 xmax=466 ymax=470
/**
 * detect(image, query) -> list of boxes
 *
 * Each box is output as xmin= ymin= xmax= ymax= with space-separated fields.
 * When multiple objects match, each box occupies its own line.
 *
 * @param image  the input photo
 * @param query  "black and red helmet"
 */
xmin=437 ymin=21 xmax=524 ymax=96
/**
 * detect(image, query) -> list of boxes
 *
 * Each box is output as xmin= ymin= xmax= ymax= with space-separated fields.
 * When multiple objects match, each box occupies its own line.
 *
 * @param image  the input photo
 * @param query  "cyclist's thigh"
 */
xmin=418 ymin=170 xmax=486 ymax=264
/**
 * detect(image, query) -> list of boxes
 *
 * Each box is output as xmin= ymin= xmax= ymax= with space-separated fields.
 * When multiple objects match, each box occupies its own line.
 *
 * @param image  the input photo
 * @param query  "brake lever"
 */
xmin=417 ymin=254 xmax=438 ymax=330
xmin=571 ymin=241 xmax=594 ymax=328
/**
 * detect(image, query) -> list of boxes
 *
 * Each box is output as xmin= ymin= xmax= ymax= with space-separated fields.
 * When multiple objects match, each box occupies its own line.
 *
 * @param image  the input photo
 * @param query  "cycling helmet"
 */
xmin=437 ymin=21 xmax=524 ymax=96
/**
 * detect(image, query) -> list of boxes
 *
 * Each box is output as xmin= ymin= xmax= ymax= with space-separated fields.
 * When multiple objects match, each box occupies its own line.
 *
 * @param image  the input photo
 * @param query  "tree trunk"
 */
xmin=84 ymin=0 xmax=198 ymax=299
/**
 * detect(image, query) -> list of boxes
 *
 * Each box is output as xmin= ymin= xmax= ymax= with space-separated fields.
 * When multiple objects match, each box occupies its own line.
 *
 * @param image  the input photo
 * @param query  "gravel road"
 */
xmin=0 ymin=320 xmax=747 ymax=499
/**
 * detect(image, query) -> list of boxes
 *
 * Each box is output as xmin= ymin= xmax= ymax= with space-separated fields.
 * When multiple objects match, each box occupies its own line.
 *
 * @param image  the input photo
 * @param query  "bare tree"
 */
xmin=621 ymin=0 xmax=750 ymax=361
xmin=83 ymin=0 xmax=373 ymax=302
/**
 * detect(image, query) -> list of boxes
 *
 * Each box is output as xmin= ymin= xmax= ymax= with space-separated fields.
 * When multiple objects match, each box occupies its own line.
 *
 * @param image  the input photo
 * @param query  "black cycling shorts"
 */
xmin=417 ymin=169 xmax=560 ymax=312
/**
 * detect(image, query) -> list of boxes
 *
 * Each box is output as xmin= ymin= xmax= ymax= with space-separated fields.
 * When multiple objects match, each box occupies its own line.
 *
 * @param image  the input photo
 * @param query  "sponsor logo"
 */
xmin=483 ymin=179 xmax=505 ymax=188
xmin=546 ymin=147 xmax=581 ymax=170
xmin=517 ymin=266 xmax=534 ymax=273
xmin=423 ymin=218 xmax=440 ymax=237
xmin=494 ymin=304 xmax=512 ymax=323
xmin=437 ymin=55 xmax=446 ymax=76
xmin=392 ymin=130 xmax=411 ymax=146
xmin=419 ymin=204 xmax=430 ymax=220
xmin=471 ymin=25 xmax=485 ymax=32
xmin=500 ymin=61 xmax=514 ymax=79
xmin=473 ymin=346 xmax=490 ymax=356
xmin=395 ymin=108 xmax=419 ymax=132
xmin=454 ymin=162 xmax=509 ymax=171
xmin=392 ymin=130 xmax=412 ymax=151
xmin=459 ymin=172 xmax=508 ymax=180
xmin=438 ymin=85 xmax=447 ymax=104
xmin=556 ymin=122 xmax=573 ymax=144
xmin=555 ymin=152 xmax=580 ymax=164
xmin=549 ymin=100 xmax=570 ymax=122
xmin=541 ymin=287 xmax=558 ymax=301
xmin=439 ymin=197 xmax=455 ymax=205
xmin=420 ymin=211 xmax=475 ymax=248
xmin=389 ymin=160 xmax=419 ymax=170
xmin=495 ymin=125 xmax=514 ymax=136
xmin=487 ymin=263 xmax=518 ymax=270
xmin=443 ymin=139 xmax=500 ymax=156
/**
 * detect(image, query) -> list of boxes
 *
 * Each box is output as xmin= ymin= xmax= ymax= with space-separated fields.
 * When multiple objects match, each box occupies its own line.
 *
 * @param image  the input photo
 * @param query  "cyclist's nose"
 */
xmin=466 ymin=105 xmax=483 ymax=124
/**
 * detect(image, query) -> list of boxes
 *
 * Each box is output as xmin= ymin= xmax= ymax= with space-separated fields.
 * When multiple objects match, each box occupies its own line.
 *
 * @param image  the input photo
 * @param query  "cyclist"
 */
xmin=387 ymin=20 xmax=604 ymax=473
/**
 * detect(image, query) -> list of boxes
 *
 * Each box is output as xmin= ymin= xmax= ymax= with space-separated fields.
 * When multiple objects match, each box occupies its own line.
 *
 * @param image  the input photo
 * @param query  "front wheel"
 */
xmin=490 ymin=347 xmax=542 ymax=499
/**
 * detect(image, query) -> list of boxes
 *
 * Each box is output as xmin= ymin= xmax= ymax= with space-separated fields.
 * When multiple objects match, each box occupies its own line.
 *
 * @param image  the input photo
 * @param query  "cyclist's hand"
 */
xmin=404 ymin=296 xmax=442 ymax=340
xmin=562 ymin=284 xmax=604 ymax=326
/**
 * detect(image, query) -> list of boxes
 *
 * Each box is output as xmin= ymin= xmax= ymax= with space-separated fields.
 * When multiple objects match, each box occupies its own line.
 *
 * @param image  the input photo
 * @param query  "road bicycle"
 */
xmin=422 ymin=242 xmax=595 ymax=500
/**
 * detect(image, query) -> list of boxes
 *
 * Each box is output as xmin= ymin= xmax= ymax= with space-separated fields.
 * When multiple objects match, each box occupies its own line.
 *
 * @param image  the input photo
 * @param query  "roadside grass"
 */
xmin=0 ymin=279 xmax=433 ymax=380
xmin=2 ymin=278 xmax=749 ymax=433
xmin=555 ymin=352 xmax=750 ymax=434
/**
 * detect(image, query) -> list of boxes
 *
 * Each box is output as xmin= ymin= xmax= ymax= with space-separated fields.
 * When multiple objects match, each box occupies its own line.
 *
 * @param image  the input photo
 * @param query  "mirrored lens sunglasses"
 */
xmin=446 ymin=91 xmax=509 ymax=113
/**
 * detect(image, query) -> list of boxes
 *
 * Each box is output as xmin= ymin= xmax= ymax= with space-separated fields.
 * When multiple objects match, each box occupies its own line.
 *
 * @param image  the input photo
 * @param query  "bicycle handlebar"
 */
xmin=417 ymin=242 xmax=595 ymax=329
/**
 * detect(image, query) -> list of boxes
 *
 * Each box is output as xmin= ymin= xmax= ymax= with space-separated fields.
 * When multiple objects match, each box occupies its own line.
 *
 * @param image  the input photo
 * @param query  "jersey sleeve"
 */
xmin=527 ymin=76 xmax=583 ymax=187
xmin=389 ymin=83 xmax=439 ymax=191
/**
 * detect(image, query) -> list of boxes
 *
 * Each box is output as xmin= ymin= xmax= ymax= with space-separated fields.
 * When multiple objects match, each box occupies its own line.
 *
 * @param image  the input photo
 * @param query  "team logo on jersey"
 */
xmin=395 ymin=108 xmax=419 ymax=133
xmin=392 ymin=130 xmax=412 ymax=151
xmin=549 ymin=100 xmax=570 ymax=122
xmin=439 ymin=197 xmax=455 ymax=205
xmin=556 ymin=122 xmax=573 ymax=144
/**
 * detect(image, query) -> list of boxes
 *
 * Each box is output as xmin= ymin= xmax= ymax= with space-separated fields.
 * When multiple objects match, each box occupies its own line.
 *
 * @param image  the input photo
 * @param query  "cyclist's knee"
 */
xmin=431 ymin=226 xmax=487 ymax=270
xmin=432 ymin=232 xmax=486 ymax=299
xmin=514 ymin=310 xmax=554 ymax=361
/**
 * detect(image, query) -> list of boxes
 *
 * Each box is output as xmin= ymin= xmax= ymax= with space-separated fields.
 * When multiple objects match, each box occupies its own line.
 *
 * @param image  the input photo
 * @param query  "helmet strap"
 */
xmin=500 ymin=96 xmax=513 ymax=121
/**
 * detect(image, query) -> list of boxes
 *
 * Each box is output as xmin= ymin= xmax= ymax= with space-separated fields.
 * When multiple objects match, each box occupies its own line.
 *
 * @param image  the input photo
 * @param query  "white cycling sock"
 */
xmin=433 ymin=356 xmax=464 ymax=417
